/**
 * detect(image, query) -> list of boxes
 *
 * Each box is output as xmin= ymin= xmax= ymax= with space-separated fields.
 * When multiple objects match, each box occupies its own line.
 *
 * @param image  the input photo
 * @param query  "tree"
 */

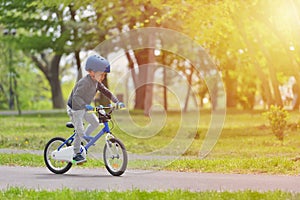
xmin=0 ymin=0 xmax=99 ymax=108
xmin=91 ymin=0 xmax=163 ymax=115
xmin=166 ymin=0 xmax=300 ymax=109
xmin=3 ymin=0 xmax=298 ymax=111
xmin=0 ymin=35 xmax=52 ymax=110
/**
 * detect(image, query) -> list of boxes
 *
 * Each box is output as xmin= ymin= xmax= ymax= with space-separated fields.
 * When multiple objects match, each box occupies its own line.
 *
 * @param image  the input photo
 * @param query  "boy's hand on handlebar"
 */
xmin=116 ymin=102 xmax=125 ymax=110
xmin=85 ymin=104 xmax=94 ymax=111
xmin=86 ymin=103 xmax=124 ymax=111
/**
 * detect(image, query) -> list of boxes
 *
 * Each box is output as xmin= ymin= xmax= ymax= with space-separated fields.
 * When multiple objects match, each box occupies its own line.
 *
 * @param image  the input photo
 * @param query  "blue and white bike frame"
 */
xmin=58 ymin=121 xmax=112 ymax=151
xmin=52 ymin=111 xmax=115 ymax=163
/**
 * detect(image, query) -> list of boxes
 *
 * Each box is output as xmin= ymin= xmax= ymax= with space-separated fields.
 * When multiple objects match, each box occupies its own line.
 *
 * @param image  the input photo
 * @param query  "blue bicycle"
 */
xmin=43 ymin=105 xmax=128 ymax=176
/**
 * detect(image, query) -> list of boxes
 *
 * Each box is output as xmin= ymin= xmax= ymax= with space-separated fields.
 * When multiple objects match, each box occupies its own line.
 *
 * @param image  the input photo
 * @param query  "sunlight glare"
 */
xmin=272 ymin=1 xmax=300 ymax=29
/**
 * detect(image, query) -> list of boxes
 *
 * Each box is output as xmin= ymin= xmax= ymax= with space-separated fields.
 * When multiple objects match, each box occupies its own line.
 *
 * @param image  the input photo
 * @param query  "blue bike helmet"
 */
xmin=85 ymin=55 xmax=110 ymax=73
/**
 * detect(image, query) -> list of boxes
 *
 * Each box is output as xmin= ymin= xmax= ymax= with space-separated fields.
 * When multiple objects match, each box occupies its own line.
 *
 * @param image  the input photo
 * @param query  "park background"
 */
xmin=0 ymin=0 xmax=300 ymax=198
xmin=0 ymin=0 xmax=300 ymax=199
xmin=1 ymin=0 xmax=300 ymax=113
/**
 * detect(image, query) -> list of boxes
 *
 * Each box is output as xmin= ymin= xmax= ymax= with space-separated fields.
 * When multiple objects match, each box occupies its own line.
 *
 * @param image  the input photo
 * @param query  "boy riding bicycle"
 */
xmin=67 ymin=55 xmax=124 ymax=164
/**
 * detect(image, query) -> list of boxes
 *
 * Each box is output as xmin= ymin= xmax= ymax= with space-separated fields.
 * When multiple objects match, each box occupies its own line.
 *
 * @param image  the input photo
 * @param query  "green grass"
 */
xmin=0 ymin=153 xmax=44 ymax=167
xmin=0 ymin=112 xmax=70 ymax=150
xmin=1 ymin=153 xmax=299 ymax=175
xmin=1 ymin=188 xmax=299 ymax=200
xmin=166 ymin=157 xmax=300 ymax=174
xmin=1 ymin=109 xmax=300 ymax=174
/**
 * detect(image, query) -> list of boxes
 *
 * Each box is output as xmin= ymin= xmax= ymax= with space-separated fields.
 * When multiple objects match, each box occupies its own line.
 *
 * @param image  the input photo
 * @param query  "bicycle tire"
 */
xmin=44 ymin=137 xmax=72 ymax=174
xmin=103 ymin=138 xmax=128 ymax=176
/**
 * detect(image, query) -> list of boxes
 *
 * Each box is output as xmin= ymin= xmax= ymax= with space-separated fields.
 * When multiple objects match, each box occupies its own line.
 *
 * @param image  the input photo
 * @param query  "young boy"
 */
xmin=67 ymin=55 xmax=124 ymax=164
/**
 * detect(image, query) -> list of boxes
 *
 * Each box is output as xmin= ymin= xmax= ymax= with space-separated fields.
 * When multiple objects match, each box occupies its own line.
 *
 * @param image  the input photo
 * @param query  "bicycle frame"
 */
xmin=44 ymin=105 xmax=127 ymax=176
xmin=58 ymin=121 xmax=111 ymax=152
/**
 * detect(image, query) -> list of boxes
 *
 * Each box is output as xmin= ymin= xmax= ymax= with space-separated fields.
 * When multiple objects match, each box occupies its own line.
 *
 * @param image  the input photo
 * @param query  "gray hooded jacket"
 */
xmin=67 ymin=75 xmax=118 ymax=110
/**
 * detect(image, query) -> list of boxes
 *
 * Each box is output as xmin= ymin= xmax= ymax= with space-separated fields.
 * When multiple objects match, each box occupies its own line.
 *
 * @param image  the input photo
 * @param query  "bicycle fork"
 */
xmin=105 ymin=133 xmax=120 ymax=159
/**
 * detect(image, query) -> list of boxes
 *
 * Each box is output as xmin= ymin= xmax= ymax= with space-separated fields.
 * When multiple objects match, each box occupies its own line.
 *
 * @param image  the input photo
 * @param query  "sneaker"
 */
xmin=72 ymin=153 xmax=86 ymax=164
xmin=83 ymin=135 xmax=94 ymax=143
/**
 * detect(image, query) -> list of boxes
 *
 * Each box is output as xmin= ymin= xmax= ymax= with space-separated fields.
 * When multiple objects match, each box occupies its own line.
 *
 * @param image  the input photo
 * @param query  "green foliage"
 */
xmin=1 ymin=0 xmax=299 ymax=111
xmin=0 ymin=0 xmax=101 ymax=109
xmin=0 ymin=37 xmax=52 ymax=110
xmin=263 ymin=105 xmax=289 ymax=141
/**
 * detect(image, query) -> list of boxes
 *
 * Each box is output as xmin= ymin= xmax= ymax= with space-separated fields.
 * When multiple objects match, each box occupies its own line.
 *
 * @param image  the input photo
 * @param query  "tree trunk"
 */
xmin=184 ymin=66 xmax=194 ymax=112
xmin=224 ymin=72 xmax=238 ymax=108
xmin=126 ymin=51 xmax=146 ymax=110
xmin=49 ymin=55 xmax=65 ymax=109
xmin=163 ymin=66 xmax=168 ymax=111
xmin=144 ymin=48 xmax=155 ymax=116
xmin=75 ymin=51 xmax=82 ymax=82
xmin=268 ymin=66 xmax=283 ymax=107
xmin=31 ymin=54 xmax=65 ymax=109
xmin=133 ymin=49 xmax=151 ymax=111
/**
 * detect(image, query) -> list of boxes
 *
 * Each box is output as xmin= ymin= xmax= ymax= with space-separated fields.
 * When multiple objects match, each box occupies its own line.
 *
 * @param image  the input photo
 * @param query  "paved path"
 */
xmin=1 ymin=166 xmax=300 ymax=192
xmin=0 ymin=110 xmax=65 ymax=116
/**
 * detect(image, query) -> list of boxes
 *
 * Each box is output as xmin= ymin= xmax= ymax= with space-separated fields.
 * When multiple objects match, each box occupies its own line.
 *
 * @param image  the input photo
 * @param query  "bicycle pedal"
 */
xmin=76 ymin=162 xmax=85 ymax=165
xmin=72 ymin=160 xmax=87 ymax=165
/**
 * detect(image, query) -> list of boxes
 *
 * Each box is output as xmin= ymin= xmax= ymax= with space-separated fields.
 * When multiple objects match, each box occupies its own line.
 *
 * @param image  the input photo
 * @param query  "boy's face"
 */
xmin=91 ymin=71 xmax=106 ymax=83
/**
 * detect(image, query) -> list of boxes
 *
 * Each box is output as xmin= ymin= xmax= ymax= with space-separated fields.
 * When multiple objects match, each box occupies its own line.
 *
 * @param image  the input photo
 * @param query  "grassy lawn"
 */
xmin=1 ymin=188 xmax=299 ymax=200
xmin=0 ymin=109 xmax=300 ymax=175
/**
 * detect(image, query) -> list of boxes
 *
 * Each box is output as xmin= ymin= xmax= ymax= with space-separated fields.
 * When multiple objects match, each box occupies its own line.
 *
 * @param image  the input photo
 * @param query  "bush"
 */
xmin=263 ymin=105 xmax=289 ymax=141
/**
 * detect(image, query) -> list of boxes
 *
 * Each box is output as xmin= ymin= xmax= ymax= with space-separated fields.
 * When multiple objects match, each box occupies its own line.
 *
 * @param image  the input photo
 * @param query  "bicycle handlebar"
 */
xmin=86 ymin=104 xmax=125 ymax=117
xmin=95 ymin=105 xmax=115 ymax=115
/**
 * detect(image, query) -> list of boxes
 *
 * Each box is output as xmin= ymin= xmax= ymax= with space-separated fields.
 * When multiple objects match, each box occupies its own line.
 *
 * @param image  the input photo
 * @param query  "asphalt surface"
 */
xmin=1 ymin=166 xmax=300 ymax=192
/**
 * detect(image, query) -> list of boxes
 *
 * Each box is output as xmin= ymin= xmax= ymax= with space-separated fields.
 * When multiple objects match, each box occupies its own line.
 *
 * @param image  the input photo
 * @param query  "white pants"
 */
xmin=67 ymin=106 xmax=99 ymax=154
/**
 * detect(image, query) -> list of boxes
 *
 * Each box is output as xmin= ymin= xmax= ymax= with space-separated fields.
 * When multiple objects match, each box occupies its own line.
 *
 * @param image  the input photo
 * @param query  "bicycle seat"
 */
xmin=66 ymin=122 xmax=74 ymax=128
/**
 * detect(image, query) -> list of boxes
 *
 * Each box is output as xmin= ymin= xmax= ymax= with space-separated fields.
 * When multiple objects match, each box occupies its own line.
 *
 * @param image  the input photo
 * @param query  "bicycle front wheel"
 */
xmin=103 ymin=138 xmax=128 ymax=176
xmin=44 ymin=137 xmax=72 ymax=174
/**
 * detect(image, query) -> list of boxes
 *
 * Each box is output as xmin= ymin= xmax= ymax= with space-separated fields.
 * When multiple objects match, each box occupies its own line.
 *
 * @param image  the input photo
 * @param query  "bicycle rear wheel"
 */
xmin=103 ymin=138 xmax=127 ymax=176
xmin=44 ymin=137 xmax=72 ymax=174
